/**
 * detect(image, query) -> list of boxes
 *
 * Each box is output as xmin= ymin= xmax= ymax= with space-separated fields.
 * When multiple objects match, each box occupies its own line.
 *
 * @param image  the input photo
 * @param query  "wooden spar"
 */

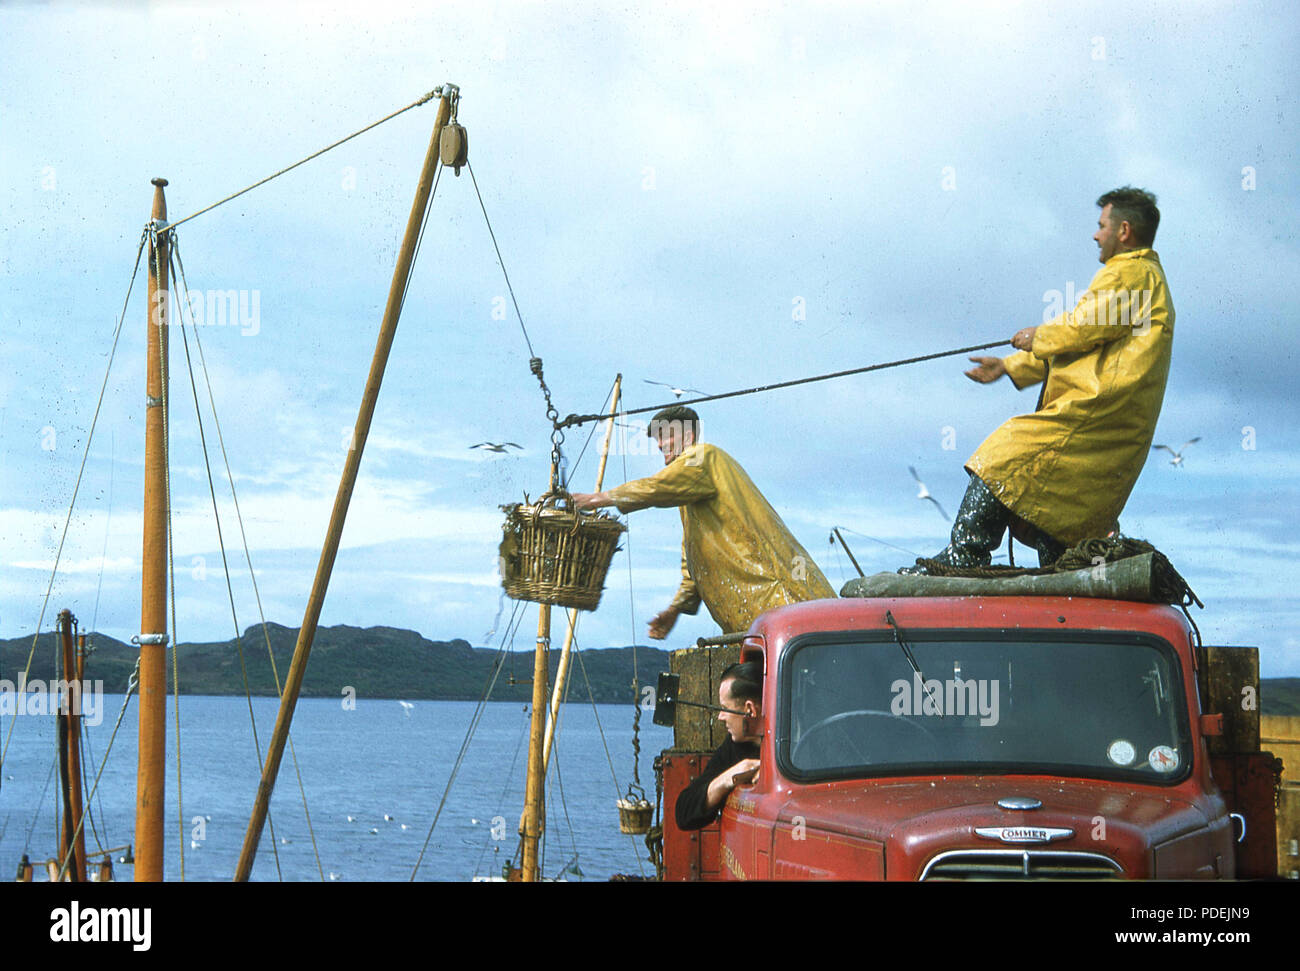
xmin=233 ymin=90 xmax=453 ymax=882
xmin=832 ymin=527 xmax=865 ymax=578
xmin=521 ymin=604 xmax=552 ymax=881
xmin=541 ymin=375 xmax=622 ymax=772
xmin=135 ymin=178 xmax=170 ymax=882
xmin=57 ymin=611 xmax=88 ymax=881
xmin=520 ymin=457 xmax=559 ymax=882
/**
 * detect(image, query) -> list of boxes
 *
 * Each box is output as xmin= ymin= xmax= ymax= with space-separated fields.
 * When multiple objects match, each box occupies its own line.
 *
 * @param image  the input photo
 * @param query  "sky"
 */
xmin=2 ymin=0 xmax=1298 ymax=677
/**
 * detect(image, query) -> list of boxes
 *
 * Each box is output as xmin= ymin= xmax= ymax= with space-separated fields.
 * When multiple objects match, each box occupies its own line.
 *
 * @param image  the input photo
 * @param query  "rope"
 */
xmin=410 ymin=601 xmax=525 ymax=880
xmin=466 ymin=159 xmax=533 ymax=358
xmin=151 ymin=227 xmax=189 ymax=881
xmin=465 ymin=157 xmax=570 ymax=483
xmin=572 ymin=646 xmax=647 ymax=877
xmin=473 ymin=688 xmax=532 ymax=879
xmin=173 ymin=239 xmax=323 ymax=878
xmin=0 ymin=230 xmax=148 ymax=783
xmin=57 ymin=658 xmax=140 ymax=881
xmin=557 ymin=339 xmax=1012 ymax=429
xmin=169 ymin=244 xmax=287 ymax=880
xmin=161 ymin=88 xmax=444 ymax=232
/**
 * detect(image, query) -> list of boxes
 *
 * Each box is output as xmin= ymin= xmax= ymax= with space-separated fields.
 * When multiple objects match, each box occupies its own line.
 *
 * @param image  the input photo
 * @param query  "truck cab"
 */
xmin=657 ymin=593 xmax=1278 ymax=880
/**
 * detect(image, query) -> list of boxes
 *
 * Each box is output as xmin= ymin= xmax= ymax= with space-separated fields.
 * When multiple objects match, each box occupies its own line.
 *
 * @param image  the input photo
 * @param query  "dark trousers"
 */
xmin=931 ymin=474 xmax=1066 ymax=568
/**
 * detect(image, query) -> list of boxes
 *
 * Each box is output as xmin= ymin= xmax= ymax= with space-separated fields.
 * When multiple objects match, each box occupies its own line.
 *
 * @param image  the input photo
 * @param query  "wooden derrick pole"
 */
xmin=234 ymin=89 xmax=454 ymax=882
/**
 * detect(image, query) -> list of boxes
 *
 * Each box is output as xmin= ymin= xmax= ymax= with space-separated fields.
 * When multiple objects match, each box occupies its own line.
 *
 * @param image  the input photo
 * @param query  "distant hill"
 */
xmin=1264 ymin=679 xmax=1300 ymax=717
xmin=0 ymin=624 xmax=671 ymax=705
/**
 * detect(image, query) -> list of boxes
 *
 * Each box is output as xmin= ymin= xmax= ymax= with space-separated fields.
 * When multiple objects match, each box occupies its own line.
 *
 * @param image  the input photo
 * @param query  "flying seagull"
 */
xmin=643 ymin=379 xmax=707 ymax=399
xmin=471 ymin=442 xmax=522 ymax=453
xmin=398 ymin=700 xmax=414 ymax=717
xmin=1152 ymin=437 xmax=1200 ymax=467
xmin=909 ymin=466 xmax=950 ymax=521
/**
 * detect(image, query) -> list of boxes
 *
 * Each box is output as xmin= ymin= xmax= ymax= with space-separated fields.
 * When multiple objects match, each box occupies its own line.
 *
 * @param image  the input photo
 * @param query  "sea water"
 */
xmin=0 ymin=694 xmax=673 ymax=882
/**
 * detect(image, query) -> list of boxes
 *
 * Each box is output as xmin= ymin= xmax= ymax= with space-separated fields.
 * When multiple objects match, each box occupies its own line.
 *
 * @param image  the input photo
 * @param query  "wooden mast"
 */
xmin=57 ymin=610 xmax=88 ymax=881
xmin=541 ymin=374 xmax=622 ymax=771
xmin=135 ymin=178 xmax=170 ymax=882
xmin=234 ymin=88 xmax=454 ymax=882
xmin=523 ymin=375 xmax=622 ymax=881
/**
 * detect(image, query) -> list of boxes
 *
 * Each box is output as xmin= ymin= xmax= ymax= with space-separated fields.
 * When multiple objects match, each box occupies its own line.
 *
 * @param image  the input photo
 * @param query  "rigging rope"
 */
xmin=172 ymin=239 xmax=324 ymax=879
xmin=410 ymin=600 xmax=526 ymax=880
xmin=57 ymin=658 xmax=140 ymax=880
xmin=161 ymin=88 xmax=445 ymax=232
xmin=149 ymin=226 xmax=189 ymax=881
xmin=572 ymin=646 xmax=647 ymax=878
xmin=0 ymin=230 xmax=149 ymax=783
xmin=168 ymin=243 xmax=292 ymax=879
xmin=557 ymin=339 xmax=1013 ymax=429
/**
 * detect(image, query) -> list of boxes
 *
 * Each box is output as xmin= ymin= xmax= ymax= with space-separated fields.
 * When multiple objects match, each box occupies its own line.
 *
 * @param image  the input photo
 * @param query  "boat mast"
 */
xmin=135 ymin=178 xmax=170 ymax=882
xmin=540 ymin=375 xmax=622 ymax=771
xmin=522 ymin=376 xmax=622 ymax=881
xmin=57 ymin=609 xmax=88 ymax=881
xmin=234 ymin=87 xmax=455 ymax=882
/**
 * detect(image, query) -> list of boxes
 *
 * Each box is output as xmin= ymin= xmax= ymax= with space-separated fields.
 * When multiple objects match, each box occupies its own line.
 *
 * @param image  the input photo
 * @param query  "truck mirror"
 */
xmin=653 ymin=672 xmax=679 ymax=727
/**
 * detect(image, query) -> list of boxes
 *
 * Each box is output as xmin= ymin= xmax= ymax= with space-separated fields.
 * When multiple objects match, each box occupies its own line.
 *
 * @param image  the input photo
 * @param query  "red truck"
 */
xmin=656 ymin=591 xmax=1279 ymax=880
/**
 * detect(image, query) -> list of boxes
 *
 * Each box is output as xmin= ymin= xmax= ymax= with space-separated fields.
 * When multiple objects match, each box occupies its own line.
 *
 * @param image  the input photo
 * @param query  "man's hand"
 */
xmin=647 ymin=606 xmax=680 ymax=640
xmin=727 ymin=758 xmax=760 ymax=787
xmin=964 ymin=356 xmax=1007 ymax=383
xmin=570 ymin=491 xmax=610 ymax=511
xmin=1011 ymin=326 xmax=1038 ymax=352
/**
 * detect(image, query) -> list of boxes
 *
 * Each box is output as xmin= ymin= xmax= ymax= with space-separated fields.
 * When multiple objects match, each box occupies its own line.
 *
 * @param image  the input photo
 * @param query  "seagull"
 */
xmin=369 ymin=828 xmax=379 ymax=835
xmin=384 ymin=814 xmax=395 ymax=822
xmin=346 ymin=815 xmax=356 ymax=822
xmin=1152 ymin=437 xmax=1200 ymax=467
xmin=398 ymin=700 xmax=414 ymax=717
xmin=471 ymin=442 xmax=522 ymax=453
xmin=643 ymin=379 xmax=707 ymax=399
xmin=909 ymin=467 xmax=950 ymax=520
xmin=329 ymin=871 xmax=341 ymax=881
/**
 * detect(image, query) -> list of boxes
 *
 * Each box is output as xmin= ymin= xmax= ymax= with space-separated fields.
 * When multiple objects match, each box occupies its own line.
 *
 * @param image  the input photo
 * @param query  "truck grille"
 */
xmin=920 ymin=849 xmax=1122 ymax=880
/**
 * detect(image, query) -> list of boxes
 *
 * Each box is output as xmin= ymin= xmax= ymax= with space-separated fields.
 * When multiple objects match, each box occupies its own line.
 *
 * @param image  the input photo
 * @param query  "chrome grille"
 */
xmin=920 ymin=849 xmax=1122 ymax=880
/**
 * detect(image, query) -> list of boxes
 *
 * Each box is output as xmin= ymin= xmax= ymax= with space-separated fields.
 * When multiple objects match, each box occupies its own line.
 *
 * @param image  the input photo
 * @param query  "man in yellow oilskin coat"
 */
xmin=572 ymin=406 xmax=834 ymax=638
xmin=926 ymin=186 xmax=1174 ymax=568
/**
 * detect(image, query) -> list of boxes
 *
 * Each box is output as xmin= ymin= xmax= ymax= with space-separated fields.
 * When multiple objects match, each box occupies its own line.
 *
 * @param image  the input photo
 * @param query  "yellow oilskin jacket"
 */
xmin=966 ymin=248 xmax=1174 ymax=543
xmin=606 ymin=443 xmax=835 ymax=633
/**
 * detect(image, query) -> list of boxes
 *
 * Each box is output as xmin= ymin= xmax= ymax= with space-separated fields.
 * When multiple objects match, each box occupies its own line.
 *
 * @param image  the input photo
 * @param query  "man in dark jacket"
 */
xmin=675 ymin=662 xmax=763 ymax=831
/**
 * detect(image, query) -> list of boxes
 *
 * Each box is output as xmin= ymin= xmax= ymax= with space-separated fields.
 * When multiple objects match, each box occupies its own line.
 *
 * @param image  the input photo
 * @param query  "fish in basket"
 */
xmin=499 ymin=491 xmax=626 ymax=611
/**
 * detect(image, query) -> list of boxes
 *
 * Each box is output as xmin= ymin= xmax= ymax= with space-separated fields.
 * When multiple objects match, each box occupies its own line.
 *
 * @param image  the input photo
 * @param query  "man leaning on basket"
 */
xmin=571 ymin=406 xmax=834 ymax=640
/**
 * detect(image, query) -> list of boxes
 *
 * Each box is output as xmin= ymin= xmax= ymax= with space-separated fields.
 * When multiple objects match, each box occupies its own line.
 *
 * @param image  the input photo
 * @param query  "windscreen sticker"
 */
xmin=1148 ymin=745 xmax=1179 ymax=773
xmin=1107 ymin=739 xmax=1135 ymax=766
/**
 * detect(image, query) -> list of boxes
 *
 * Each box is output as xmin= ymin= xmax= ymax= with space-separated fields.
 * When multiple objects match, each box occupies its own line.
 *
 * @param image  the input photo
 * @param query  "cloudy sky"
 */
xmin=2 ymin=1 xmax=1297 ymax=677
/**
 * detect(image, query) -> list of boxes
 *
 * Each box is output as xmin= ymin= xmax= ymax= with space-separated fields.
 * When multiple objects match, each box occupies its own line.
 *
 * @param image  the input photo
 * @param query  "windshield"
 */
xmin=779 ymin=631 xmax=1191 ymax=784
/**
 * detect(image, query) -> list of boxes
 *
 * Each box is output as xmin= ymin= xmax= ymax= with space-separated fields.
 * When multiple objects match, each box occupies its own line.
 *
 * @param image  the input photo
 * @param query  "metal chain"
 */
xmin=529 ymin=357 xmax=566 ymax=488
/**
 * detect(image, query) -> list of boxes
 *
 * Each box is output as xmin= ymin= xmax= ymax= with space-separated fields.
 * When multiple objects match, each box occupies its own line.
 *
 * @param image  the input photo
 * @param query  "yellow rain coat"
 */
xmin=966 ymin=248 xmax=1174 ymax=543
xmin=606 ymin=443 xmax=835 ymax=632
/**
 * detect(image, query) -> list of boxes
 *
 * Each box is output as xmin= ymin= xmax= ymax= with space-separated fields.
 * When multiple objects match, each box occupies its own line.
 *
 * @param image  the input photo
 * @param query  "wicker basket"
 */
xmin=616 ymin=788 xmax=654 ymax=835
xmin=499 ymin=491 xmax=626 ymax=611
